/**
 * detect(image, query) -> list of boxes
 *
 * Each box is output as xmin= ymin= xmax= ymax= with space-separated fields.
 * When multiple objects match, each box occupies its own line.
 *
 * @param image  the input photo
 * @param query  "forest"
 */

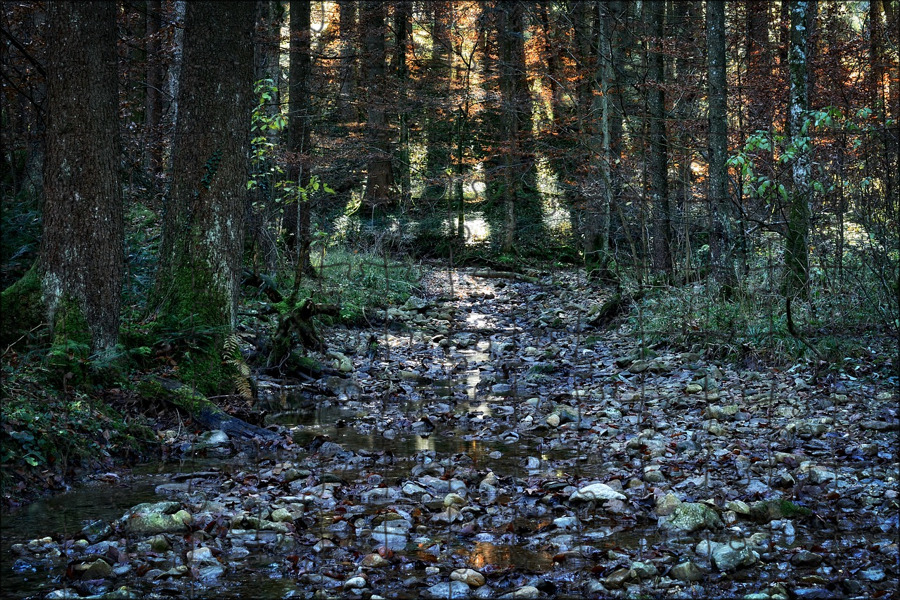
xmin=0 ymin=1 xmax=898 ymax=598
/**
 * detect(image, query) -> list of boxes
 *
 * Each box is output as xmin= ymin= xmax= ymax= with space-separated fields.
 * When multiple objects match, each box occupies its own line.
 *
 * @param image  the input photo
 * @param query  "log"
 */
xmin=147 ymin=377 xmax=280 ymax=440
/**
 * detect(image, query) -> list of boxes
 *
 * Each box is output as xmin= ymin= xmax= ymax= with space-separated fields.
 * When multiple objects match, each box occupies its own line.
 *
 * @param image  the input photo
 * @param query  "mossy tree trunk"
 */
xmin=151 ymin=1 xmax=255 ymax=392
xmin=40 ymin=1 xmax=123 ymax=353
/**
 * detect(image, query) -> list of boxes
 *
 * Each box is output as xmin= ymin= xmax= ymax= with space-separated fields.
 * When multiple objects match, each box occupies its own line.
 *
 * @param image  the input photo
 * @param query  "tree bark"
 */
xmin=746 ymin=0 xmax=774 ymax=133
xmin=337 ymin=0 xmax=358 ymax=122
xmin=784 ymin=0 xmax=812 ymax=298
xmin=287 ymin=0 xmax=315 ymax=277
xmin=707 ymin=0 xmax=733 ymax=291
xmin=41 ymin=1 xmax=123 ymax=353
xmin=645 ymin=0 xmax=672 ymax=275
xmin=361 ymin=1 xmax=393 ymax=207
xmin=152 ymin=1 xmax=255 ymax=391
xmin=145 ymin=0 xmax=164 ymax=179
xmin=394 ymin=0 xmax=412 ymax=204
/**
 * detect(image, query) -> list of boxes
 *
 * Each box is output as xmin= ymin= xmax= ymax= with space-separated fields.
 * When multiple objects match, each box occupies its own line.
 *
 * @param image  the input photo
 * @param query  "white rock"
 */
xmin=569 ymin=482 xmax=626 ymax=502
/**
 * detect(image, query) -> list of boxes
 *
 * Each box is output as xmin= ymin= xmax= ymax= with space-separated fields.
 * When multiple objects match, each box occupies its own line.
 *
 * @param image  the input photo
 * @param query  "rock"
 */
xmin=270 ymin=508 xmax=293 ymax=523
xmin=631 ymin=561 xmax=658 ymax=579
xmin=546 ymin=413 xmax=560 ymax=428
xmin=712 ymin=540 xmax=759 ymax=571
xmin=749 ymin=499 xmax=811 ymax=523
xmin=195 ymin=430 xmax=230 ymax=452
xmin=370 ymin=530 xmax=407 ymax=550
xmin=806 ymin=467 xmax=836 ymax=484
xmin=361 ymin=553 xmax=389 ymax=567
xmin=327 ymin=352 xmax=353 ymax=373
xmin=669 ymin=561 xmax=705 ymax=582
xmin=553 ymin=516 xmax=579 ymax=530
xmin=402 ymin=482 xmax=427 ymax=496
xmin=444 ymin=493 xmax=467 ymax=507
xmin=655 ymin=492 xmax=681 ymax=516
xmin=859 ymin=566 xmax=885 ymax=582
xmin=569 ymin=482 xmax=626 ymax=502
xmin=402 ymin=296 xmax=429 ymax=311
xmin=186 ymin=546 xmax=218 ymax=565
xmin=148 ymin=535 xmax=170 ymax=552
xmin=361 ymin=487 xmax=400 ymax=503
xmin=662 ymin=502 xmax=723 ymax=532
xmin=79 ymin=520 xmax=112 ymax=544
xmin=79 ymin=559 xmax=113 ymax=579
xmin=604 ymin=567 xmax=635 ymax=588
xmin=343 ymin=576 xmax=367 ymax=589
xmin=791 ymin=550 xmax=824 ymax=567
xmin=121 ymin=502 xmax=191 ymax=535
xmin=706 ymin=405 xmax=740 ymax=420
xmin=197 ymin=564 xmax=224 ymax=583
xmin=726 ymin=500 xmax=750 ymax=515
xmin=499 ymin=585 xmax=540 ymax=599
xmin=422 ymin=581 xmax=470 ymax=599
xmin=451 ymin=568 xmax=486 ymax=587
xmin=628 ymin=360 xmax=649 ymax=373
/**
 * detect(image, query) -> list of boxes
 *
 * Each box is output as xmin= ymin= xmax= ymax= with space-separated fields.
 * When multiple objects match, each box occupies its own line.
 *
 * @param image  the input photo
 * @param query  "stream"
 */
xmin=2 ymin=268 xmax=897 ymax=599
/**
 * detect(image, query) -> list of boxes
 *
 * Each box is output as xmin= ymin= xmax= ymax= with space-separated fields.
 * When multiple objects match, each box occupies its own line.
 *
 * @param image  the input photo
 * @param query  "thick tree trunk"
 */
xmin=424 ymin=1 xmax=452 ymax=200
xmin=498 ymin=1 xmax=530 ymax=253
xmin=361 ymin=1 xmax=394 ymax=207
xmin=41 ymin=1 xmax=122 ymax=353
xmin=152 ymin=1 xmax=255 ymax=392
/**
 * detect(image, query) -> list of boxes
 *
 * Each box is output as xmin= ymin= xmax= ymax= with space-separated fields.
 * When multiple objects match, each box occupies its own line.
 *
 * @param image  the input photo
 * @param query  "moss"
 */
xmin=0 ymin=263 xmax=44 ymax=347
xmin=777 ymin=499 xmax=811 ymax=518
xmin=51 ymin=293 xmax=91 ymax=347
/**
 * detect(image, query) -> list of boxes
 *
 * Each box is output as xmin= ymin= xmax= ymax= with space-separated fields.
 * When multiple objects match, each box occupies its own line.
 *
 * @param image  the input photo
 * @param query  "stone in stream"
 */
xmin=711 ymin=539 xmax=759 ymax=571
xmin=422 ymin=581 xmax=471 ymax=599
xmin=451 ymin=568 xmax=486 ymax=587
xmin=569 ymin=482 xmax=626 ymax=502
xmin=669 ymin=560 xmax=705 ymax=582
xmin=79 ymin=519 xmax=112 ymax=544
xmin=498 ymin=585 xmax=540 ymax=599
xmin=660 ymin=502 xmax=723 ymax=532
xmin=604 ymin=567 xmax=635 ymax=588
xmin=186 ymin=546 xmax=218 ymax=565
xmin=121 ymin=501 xmax=191 ymax=535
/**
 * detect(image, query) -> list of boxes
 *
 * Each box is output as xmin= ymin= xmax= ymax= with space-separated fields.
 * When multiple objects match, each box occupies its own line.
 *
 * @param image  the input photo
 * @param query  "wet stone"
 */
xmin=79 ymin=520 xmax=112 ymax=544
xmin=662 ymin=502 xmax=723 ymax=532
xmin=669 ymin=561 xmax=705 ymax=582
xmin=498 ymin=585 xmax=541 ymax=599
xmin=711 ymin=540 xmax=759 ymax=571
xmin=604 ymin=567 xmax=635 ymax=588
xmin=451 ymin=568 xmax=486 ymax=587
xmin=791 ymin=550 xmax=824 ymax=567
xmin=422 ymin=581 xmax=471 ymax=599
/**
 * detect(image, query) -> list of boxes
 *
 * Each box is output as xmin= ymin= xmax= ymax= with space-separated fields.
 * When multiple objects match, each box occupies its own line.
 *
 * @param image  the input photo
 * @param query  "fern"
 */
xmin=223 ymin=334 xmax=252 ymax=399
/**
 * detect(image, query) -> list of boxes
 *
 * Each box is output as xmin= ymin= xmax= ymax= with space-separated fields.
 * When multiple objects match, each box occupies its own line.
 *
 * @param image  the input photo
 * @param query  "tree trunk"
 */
xmin=337 ymin=0 xmax=358 ymax=122
xmin=746 ymin=0 xmax=773 ymax=133
xmin=424 ymin=1 xmax=452 ymax=200
xmin=41 ymin=1 xmax=123 ymax=353
xmin=394 ymin=0 xmax=412 ymax=204
xmin=645 ymin=0 xmax=671 ymax=275
xmin=152 ymin=0 xmax=255 ymax=392
xmin=145 ymin=0 xmax=164 ymax=179
xmin=498 ymin=0 xmax=531 ymax=253
xmin=707 ymin=0 xmax=733 ymax=291
xmin=784 ymin=0 xmax=812 ymax=298
xmin=287 ymin=0 xmax=315 ymax=277
xmin=361 ymin=1 xmax=393 ymax=208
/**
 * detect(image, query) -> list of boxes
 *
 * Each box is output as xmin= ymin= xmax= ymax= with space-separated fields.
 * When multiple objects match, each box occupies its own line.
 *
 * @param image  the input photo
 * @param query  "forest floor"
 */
xmin=2 ymin=266 xmax=898 ymax=599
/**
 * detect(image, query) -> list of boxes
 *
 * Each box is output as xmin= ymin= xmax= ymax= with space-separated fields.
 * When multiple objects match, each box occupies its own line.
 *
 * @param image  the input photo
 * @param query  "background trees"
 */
xmin=1 ymin=0 xmax=897 ymax=381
